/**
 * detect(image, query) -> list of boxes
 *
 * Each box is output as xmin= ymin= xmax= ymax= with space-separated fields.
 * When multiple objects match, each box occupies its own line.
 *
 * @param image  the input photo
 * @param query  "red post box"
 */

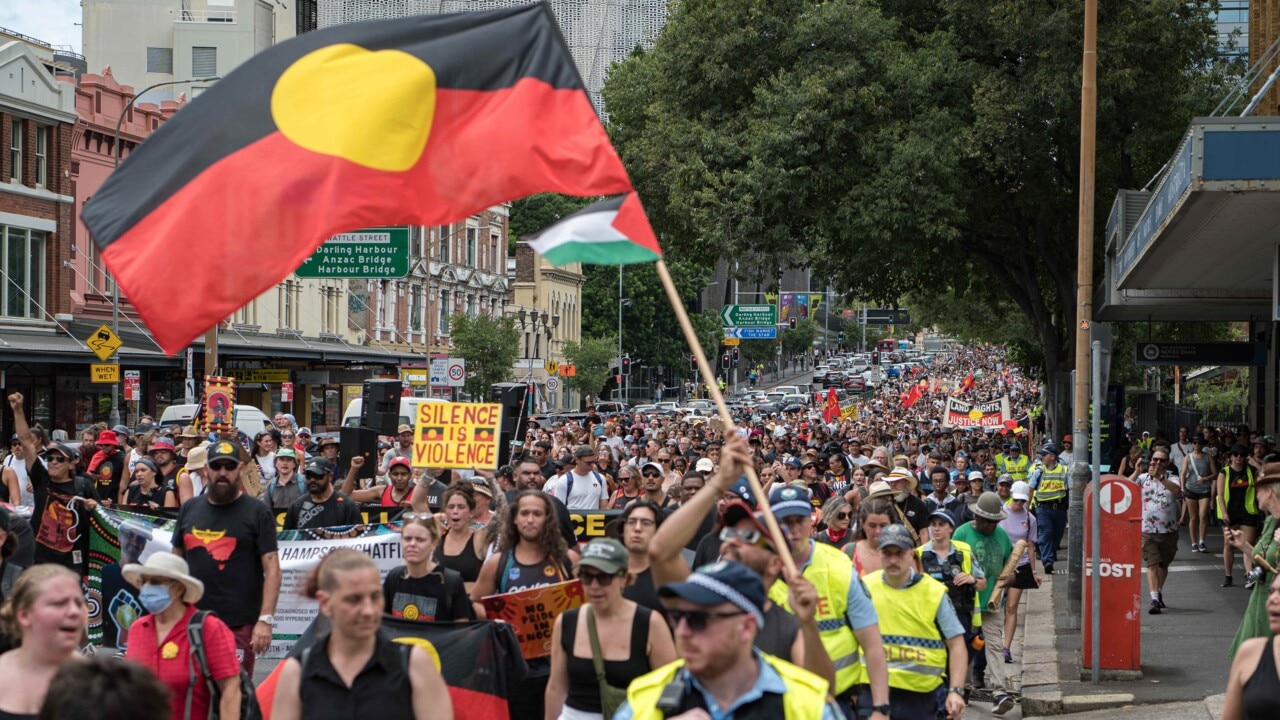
xmin=1082 ymin=474 xmax=1143 ymax=671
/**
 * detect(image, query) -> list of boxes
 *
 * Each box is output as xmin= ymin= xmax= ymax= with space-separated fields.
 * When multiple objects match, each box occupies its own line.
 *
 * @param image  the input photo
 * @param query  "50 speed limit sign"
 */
xmin=445 ymin=358 xmax=466 ymax=387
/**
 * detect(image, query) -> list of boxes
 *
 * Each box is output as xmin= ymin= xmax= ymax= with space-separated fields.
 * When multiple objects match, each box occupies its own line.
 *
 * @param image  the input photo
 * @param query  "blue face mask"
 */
xmin=139 ymin=583 xmax=174 ymax=614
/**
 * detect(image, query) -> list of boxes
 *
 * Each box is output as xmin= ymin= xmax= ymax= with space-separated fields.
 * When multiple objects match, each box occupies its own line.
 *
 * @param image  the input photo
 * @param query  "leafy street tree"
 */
xmin=562 ymin=336 xmax=618 ymax=402
xmin=781 ymin=318 xmax=818 ymax=358
xmin=447 ymin=312 xmax=519 ymax=398
xmin=603 ymin=0 xmax=1234 ymax=437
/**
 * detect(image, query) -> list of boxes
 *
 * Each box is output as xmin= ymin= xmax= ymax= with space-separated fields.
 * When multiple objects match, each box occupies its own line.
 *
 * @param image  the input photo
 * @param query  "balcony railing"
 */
xmin=176 ymin=9 xmax=237 ymax=23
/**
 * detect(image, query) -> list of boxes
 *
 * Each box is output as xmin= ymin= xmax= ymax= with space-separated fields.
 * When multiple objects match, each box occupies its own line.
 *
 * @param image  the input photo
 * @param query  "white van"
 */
xmin=158 ymin=404 xmax=273 ymax=438
xmin=342 ymin=396 xmax=448 ymax=430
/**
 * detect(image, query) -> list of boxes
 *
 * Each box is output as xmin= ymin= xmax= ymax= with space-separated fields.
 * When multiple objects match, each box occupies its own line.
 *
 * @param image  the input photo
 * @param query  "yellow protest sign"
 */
xmin=412 ymin=402 xmax=503 ymax=469
xmin=840 ymin=405 xmax=858 ymax=420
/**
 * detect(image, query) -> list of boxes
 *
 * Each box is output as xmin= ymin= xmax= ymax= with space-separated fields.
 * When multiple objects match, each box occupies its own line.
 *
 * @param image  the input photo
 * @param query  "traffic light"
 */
xmin=871 ymin=351 xmax=880 ymax=365
xmin=838 ymin=332 xmax=845 ymax=342
xmin=731 ymin=347 xmax=740 ymax=363
xmin=621 ymin=356 xmax=632 ymax=376
xmin=690 ymin=356 xmax=698 ymax=372
xmin=721 ymin=353 xmax=731 ymax=370
xmin=788 ymin=317 xmax=798 ymax=330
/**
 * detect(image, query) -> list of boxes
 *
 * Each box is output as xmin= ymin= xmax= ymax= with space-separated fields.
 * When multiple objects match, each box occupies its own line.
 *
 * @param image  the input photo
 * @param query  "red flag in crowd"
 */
xmin=959 ymin=373 xmax=975 ymax=394
xmin=823 ymin=387 xmax=840 ymax=423
xmin=902 ymin=384 xmax=924 ymax=409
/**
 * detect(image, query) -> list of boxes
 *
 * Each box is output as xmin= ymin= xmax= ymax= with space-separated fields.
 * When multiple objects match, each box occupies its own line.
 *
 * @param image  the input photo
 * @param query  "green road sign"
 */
xmin=295 ymin=227 xmax=410 ymax=278
xmin=720 ymin=304 xmax=777 ymax=327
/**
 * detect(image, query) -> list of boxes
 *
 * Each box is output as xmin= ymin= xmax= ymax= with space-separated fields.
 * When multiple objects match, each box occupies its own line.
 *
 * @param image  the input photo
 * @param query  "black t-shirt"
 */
xmin=29 ymin=459 xmax=98 ymax=568
xmin=172 ymin=492 xmax=279 ymax=628
xmin=283 ymin=491 xmax=362 ymax=530
xmin=124 ymin=482 xmax=166 ymax=508
xmin=382 ymin=565 xmax=474 ymax=622
xmin=622 ymin=567 xmax=663 ymax=612
xmin=692 ymin=531 xmax=722 ymax=571
xmin=92 ymin=451 xmax=125 ymax=502
xmin=686 ymin=507 xmax=716 ymax=551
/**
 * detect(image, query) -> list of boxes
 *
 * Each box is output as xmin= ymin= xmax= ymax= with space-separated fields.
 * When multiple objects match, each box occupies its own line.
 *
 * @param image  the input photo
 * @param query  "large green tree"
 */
xmin=562 ymin=335 xmax=618 ymax=401
xmin=448 ymin=313 xmax=519 ymax=398
xmin=603 ymin=0 xmax=1234 ymax=437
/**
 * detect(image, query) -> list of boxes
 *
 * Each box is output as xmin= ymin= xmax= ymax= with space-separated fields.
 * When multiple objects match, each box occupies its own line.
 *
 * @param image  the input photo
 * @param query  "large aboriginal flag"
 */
xmin=82 ymin=3 xmax=645 ymax=354
xmin=256 ymin=616 xmax=527 ymax=720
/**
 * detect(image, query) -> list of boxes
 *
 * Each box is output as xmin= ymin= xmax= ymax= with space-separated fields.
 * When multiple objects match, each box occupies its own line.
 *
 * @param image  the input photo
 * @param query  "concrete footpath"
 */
xmin=1013 ymin=522 xmax=1252 ymax=717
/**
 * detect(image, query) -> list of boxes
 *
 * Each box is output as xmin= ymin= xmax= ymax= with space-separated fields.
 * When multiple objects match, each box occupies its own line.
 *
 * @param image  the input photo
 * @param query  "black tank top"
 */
xmin=435 ymin=529 xmax=484 ymax=583
xmin=298 ymin=633 xmax=413 ymax=720
xmin=561 ymin=606 xmax=654 ymax=713
xmin=1243 ymin=636 xmax=1280 ymax=720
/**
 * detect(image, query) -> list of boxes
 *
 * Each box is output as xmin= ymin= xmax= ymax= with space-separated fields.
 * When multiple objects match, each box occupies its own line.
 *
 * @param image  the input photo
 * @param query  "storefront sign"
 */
xmin=412 ymin=402 xmax=502 ymax=469
xmin=296 ymin=370 xmax=330 ymax=385
xmin=281 ymin=381 xmax=294 ymax=402
xmin=91 ymin=364 xmax=120 ymax=383
xmin=227 ymin=368 xmax=290 ymax=383
xmin=401 ymin=367 xmax=429 ymax=386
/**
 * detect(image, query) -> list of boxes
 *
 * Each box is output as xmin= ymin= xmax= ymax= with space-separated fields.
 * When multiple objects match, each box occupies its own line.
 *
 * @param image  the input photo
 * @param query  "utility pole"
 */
xmin=1068 ymin=0 xmax=1099 ymax=628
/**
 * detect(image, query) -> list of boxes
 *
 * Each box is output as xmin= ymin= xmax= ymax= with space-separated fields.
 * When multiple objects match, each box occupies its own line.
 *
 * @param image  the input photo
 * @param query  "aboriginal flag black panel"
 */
xmin=255 ymin=616 xmax=528 ymax=720
xmin=82 ymin=3 xmax=633 ymax=354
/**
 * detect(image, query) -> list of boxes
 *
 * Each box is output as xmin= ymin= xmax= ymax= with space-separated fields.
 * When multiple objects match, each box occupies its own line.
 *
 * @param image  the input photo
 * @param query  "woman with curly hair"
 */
xmin=471 ymin=490 xmax=572 ymax=720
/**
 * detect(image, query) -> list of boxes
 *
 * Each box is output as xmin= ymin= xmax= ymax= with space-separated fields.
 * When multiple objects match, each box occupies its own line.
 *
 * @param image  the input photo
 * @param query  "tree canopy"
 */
xmin=603 ymin=0 xmax=1234 ymax=434
xmin=447 ymin=312 xmax=519 ymax=398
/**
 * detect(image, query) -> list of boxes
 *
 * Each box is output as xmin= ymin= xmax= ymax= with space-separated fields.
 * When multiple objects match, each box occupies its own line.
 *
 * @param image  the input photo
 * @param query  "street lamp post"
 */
xmin=515 ymin=308 xmax=554 ymax=411
xmin=109 ymin=76 xmax=218 ymax=426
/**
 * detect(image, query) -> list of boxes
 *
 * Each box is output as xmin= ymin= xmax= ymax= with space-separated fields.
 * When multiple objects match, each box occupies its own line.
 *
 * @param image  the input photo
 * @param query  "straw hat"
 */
xmin=123 ymin=552 xmax=204 ymax=604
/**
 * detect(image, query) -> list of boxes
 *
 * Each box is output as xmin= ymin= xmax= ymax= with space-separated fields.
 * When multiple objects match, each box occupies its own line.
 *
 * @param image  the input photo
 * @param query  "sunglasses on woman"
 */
xmin=579 ymin=569 xmax=621 ymax=586
xmin=833 ymin=512 xmax=850 ymax=521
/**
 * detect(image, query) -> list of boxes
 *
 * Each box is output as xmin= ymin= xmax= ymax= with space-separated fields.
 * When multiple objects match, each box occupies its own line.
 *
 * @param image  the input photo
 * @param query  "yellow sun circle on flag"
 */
xmin=393 ymin=636 xmax=442 ymax=669
xmin=402 ymin=604 xmax=420 ymax=621
xmin=968 ymin=408 xmax=983 ymax=421
xmin=271 ymin=43 xmax=437 ymax=171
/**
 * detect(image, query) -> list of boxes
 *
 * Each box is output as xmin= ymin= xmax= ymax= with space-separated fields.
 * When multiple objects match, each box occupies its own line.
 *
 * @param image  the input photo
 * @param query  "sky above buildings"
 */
xmin=1 ymin=0 xmax=82 ymax=53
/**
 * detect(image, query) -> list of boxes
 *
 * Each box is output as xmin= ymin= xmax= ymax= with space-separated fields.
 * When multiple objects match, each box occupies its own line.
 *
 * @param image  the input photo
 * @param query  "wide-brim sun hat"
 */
xmin=123 ymin=552 xmax=204 ymax=604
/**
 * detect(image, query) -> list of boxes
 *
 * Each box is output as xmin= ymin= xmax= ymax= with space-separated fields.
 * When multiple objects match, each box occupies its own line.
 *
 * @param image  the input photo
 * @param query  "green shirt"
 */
xmin=953 ymin=521 xmax=1013 ymax=608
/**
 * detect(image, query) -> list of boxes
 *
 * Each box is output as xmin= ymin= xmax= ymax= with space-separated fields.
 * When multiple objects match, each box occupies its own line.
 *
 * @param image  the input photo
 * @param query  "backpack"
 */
xmin=185 ymin=611 xmax=262 ymax=720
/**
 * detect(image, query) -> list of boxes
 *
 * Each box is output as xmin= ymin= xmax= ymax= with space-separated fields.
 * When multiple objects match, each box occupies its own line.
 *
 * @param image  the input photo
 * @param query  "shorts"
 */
xmin=1183 ymin=488 xmax=1210 ymax=501
xmin=1228 ymin=514 xmax=1263 ymax=528
xmin=1010 ymin=562 xmax=1039 ymax=589
xmin=1141 ymin=532 xmax=1178 ymax=569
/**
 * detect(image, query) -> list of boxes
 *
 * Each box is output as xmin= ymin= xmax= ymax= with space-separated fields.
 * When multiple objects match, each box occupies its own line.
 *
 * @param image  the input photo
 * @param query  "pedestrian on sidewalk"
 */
xmin=998 ymin=482 xmax=1040 ymax=658
xmin=1138 ymin=450 xmax=1181 ymax=614
xmin=1228 ymin=460 xmax=1280 ymax=656
xmin=1181 ymin=433 xmax=1217 ymax=554
xmin=953 ymin=492 xmax=1015 ymax=714
xmin=1217 ymin=444 xmax=1263 ymax=588
xmin=1221 ymin=573 xmax=1280 ymax=720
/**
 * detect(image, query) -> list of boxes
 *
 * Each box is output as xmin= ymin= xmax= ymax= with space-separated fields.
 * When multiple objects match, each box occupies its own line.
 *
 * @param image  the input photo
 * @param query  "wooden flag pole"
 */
xmin=653 ymin=260 xmax=798 ymax=577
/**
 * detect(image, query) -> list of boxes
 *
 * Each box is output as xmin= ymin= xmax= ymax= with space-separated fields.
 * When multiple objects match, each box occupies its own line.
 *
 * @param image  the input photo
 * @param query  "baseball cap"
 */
xmin=95 ymin=430 xmax=120 ymax=446
xmin=303 ymin=458 xmax=333 ymax=476
xmin=695 ymin=458 xmax=715 ymax=473
xmin=784 ymin=456 xmax=803 ymax=469
xmin=149 ymin=437 xmax=176 ymax=453
xmin=996 ymin=474 xmax=1014 ymax=486
xmin=659 ymin=560 xmax=766 ymax=628
xmin=579 ymin=538 xmax=628 ymax=575
xmin=726 ymin=476 xmax=755 ymax=508
xmin=967 ymin=470 xmax=985 ymax=482
xmin=928 ymin=509 xmax=956 ymax=527
xmin=297 ymin=427 xmax=312 ymax=436
xmin=877 ymin=524 xmax=915 ymax=551
xmin=767 ymin=485 xmax=813 ymax=520
xmin=1011 ymin=481 xmax=1031 ymax=501
xmin=275 ymin=448 xmax=297 ymax=461
xmin=640 ymin=462 xmax=664 ymax=476
xmin=397 ymin=424 xmax=413 ymax=434
xmin=388 ymin=456 xmax=412 ymax=472
xmin=205 ymin=440 xmax=241 ymax=465
xmin=1062 ymin=434 xmax=1073 ymax=443
xmin=1042 ymin=443 xmax=1059 ymax=456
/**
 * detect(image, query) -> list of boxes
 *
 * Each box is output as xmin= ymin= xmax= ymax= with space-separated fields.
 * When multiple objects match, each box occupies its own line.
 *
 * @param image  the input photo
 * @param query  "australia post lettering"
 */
xmin=1083 ymin=559 xmax=1135 ymax=578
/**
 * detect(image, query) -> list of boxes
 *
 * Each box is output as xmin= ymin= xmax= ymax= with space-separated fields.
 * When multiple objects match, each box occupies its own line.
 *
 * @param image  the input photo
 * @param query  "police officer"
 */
xmin=918 ymin=509 xmax=985 ymax=703
xmin=767 ymin=484 xmax=891 ymax=718
xmin=1027 ymin=443 xmax=1068 ymax=575
xmin=862 ymin=524 xmax=968 ymax=720
xmin=615 ymin=561 xmax=843 ymax=720
xmin=1002 ymin=442 xmax=1029 ymax=483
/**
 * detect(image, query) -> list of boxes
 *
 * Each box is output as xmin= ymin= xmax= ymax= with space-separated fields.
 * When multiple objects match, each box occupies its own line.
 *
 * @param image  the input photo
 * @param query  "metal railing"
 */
xmin=177 ymin=9 xmax=237 ymax=23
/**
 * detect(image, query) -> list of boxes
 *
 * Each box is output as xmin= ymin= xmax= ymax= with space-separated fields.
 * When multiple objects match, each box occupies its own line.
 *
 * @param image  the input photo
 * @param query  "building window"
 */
xmin=1 ymin=226 xmax=45 ymax=319
xmin=9 ymin=120 xmax=22 ymax=183
xmin=146 ymin=47 xmax=174 ymax=74
xmin=410 ymin=284 xmax=423 ymax=331
xmin=466 ymin=294 xmax=476 ymax=317
xmin=34 ymin=127 xmax=48 ymax=188
xmin=192 ymin=47 xmax=217 ymax=76
xmin=438 ymin=290 xmax=450 ymax=333
xmin=410 ymin=226 xmax=423 ymax=259
xmin=466 ymin=227 xmax=477 ymax=267
xmin=438 ymin=224 xmax=450 ymax=263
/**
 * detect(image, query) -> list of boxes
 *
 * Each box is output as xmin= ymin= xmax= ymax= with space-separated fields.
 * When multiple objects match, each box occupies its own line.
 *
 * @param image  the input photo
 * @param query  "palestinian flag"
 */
xmin=256 ymin=616 xmax=527 ymax=720
xmin=81 ymin=3 xmax=637 ymax=355
xmin=525 ymin=192 xmax=661 ymax=265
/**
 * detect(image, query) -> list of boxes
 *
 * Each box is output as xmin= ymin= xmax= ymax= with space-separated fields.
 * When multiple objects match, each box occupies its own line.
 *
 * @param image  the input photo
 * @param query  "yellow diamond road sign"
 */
xmin=544 ymin=359 xmax=559 ymax=375
xmin=85 ymin=324 xmax=123 ymax=362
